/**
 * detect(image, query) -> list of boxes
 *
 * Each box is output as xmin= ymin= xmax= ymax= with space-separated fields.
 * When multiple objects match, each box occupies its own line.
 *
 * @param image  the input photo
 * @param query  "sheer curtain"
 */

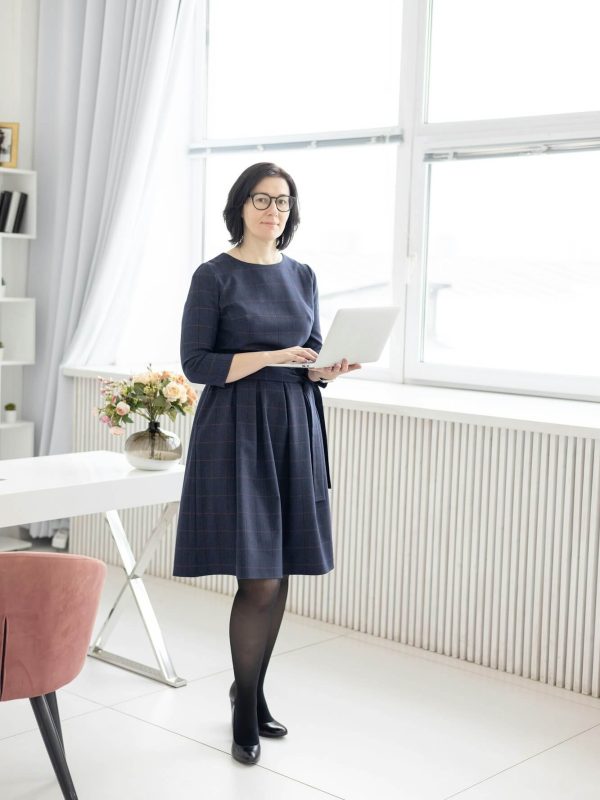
xmin=23 ymin=0 xmax=195 ymax=535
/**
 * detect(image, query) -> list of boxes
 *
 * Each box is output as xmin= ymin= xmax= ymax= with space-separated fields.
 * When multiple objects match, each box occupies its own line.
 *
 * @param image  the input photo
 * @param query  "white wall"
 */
xmin=0 ymin=0 xmax=38 ymax=540
xmin=0 ymin=0 xmax=38 ymax=168
xmin=0 ymin=0 xmax=38 ymax=295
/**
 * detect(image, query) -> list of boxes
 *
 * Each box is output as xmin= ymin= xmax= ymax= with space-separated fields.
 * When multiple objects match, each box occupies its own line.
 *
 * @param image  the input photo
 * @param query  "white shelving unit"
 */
xmin=0 ymin=167 xmax=36 ymax=459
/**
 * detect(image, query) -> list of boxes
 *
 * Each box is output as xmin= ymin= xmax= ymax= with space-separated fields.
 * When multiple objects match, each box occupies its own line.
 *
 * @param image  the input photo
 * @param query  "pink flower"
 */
xmin=100 ymin=414 xmax=110 ymax=424
xmin=109 ymin=426 xmax=125 ymax=436
xmin=115 ymin=401 xmax=130 ymax=416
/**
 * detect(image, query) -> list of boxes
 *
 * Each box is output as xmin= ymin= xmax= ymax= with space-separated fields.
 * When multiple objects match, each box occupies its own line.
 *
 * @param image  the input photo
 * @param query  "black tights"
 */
xmin=229 ymin=576 xmax=289 ymax=746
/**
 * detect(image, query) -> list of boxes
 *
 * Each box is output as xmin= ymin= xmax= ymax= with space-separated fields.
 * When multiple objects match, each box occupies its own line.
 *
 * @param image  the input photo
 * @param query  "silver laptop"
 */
xmin=268 ymin=306 xmax=401 ymax=368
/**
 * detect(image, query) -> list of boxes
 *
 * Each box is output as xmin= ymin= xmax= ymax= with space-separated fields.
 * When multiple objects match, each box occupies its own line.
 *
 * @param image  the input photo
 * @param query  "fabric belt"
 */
xmin=238 ymin=367 xmax=332 ymax=490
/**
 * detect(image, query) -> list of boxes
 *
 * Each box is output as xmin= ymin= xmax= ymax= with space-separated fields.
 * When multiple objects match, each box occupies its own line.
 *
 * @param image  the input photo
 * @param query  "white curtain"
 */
xmin=23 ymin=0 xmax=195 ymax=535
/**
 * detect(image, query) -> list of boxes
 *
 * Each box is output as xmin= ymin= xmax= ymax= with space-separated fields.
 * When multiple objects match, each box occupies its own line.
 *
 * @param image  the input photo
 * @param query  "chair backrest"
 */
xmin=0 ymin=552 xmax=106 ymax=701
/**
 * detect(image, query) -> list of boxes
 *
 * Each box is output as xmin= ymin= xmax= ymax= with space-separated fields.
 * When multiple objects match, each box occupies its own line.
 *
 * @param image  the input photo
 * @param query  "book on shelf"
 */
xmin=0 ymin=191 xmax=28 ymax=234
xmin=4 ymin=192 xmax=21 ymax=233
xmin=12 ymin=193 xmax=28 ymax=233
xmin=0 ymin=191 xmax=10 ymax=230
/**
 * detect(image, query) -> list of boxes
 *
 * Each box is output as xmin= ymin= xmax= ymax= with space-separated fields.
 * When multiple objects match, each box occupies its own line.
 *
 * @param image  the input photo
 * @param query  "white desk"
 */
xmin=0 ymin=450 xmax=186 ymax=688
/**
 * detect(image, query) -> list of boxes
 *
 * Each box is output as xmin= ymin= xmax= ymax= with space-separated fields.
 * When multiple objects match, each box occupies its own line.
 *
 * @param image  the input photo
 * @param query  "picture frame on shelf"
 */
xmin=0 ymin=123 xmax=19 ymax=169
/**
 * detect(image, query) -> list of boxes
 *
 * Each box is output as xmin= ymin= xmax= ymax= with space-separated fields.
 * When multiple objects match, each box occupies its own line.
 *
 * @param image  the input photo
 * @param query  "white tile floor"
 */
xmin=2 ymin=565 xmax=600 ymax=799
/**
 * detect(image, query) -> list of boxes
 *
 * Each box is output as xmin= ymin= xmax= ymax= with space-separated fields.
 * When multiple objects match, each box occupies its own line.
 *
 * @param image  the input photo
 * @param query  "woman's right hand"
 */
xmin=267 ymin=346 xmax=319 ymax=364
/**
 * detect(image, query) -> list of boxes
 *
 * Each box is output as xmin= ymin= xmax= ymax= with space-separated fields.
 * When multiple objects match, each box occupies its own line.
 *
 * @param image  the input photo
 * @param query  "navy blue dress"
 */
xmin=173 ymin=252 xmax=333 ymax=579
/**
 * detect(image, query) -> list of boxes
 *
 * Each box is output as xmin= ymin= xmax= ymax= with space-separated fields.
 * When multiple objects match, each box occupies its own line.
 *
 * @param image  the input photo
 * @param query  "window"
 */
xmin=206 ymin=0 xmax=403 ymax=137
xmin=190 ymin=0 xmax=403 ymax=376
xmin=427 ymin=0 xmax=600 ymax=122
xmin=404 ymin=0 xmax=600 ymax=399
xmin=422 ymin=149 xmax=600 ymax=377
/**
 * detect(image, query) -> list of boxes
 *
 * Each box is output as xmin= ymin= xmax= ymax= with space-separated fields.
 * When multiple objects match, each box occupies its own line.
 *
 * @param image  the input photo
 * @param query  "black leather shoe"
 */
xmin=229 ymin=681 xmax=288 ymax=738
xmin=231 ymin=740 xmax=261 ymax=765
xmin=257 ymin=719 xmax=288 ymax=738
xmin=230 ymin=689 xmax=261 ymax=765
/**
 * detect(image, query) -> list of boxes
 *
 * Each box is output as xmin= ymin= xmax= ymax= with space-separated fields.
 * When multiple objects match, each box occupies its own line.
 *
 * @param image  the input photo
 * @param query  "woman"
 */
xmin=173 ymin=162 xmax=360 ymax=765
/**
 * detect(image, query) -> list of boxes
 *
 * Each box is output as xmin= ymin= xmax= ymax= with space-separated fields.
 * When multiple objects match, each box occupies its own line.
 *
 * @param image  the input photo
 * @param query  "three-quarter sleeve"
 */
xmin=303 ymin=265 xmax=323 ymax=353
xmin=302 ymin=266 xmax=329 ymax=390
xmin=180 ymin=265 xmax=234 ymax=388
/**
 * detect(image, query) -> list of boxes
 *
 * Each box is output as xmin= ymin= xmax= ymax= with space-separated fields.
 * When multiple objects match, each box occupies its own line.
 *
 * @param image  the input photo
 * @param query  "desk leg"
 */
xmin=88 ymin=502 xmax=186 ymax=688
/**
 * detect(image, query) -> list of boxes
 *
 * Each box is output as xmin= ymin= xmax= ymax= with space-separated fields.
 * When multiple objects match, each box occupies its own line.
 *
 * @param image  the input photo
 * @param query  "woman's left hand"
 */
xmin=308 ymin=357 xmax=361 ymax=382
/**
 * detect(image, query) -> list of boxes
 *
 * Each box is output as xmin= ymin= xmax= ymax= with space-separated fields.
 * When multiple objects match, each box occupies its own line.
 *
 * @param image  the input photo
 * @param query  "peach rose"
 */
xmin=115 ymin=401 xmax=130 ymax=416
xmin=163 ymin=381 xmax=187 ymax=403
xmin=109 ymin=426 xmax=125 ymax=436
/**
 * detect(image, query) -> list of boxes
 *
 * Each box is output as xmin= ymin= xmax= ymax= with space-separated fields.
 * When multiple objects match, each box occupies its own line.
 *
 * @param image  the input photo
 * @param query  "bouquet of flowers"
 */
xmin=94 ymin=365 xmax=198 ymax=436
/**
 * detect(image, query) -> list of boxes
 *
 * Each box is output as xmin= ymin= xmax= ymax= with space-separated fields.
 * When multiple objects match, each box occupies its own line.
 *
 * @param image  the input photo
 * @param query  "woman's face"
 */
xmin=241 ymin=175 xmax=292 ymax=245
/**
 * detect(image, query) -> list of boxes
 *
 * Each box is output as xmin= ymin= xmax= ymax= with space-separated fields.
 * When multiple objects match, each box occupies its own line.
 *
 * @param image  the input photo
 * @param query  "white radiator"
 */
xmin=72 ymin=377 xmax=600 ymax=696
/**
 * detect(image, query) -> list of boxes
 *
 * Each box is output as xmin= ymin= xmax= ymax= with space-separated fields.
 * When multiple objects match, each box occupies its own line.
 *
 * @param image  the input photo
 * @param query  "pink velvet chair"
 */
xmin=0 ymin=552 xmax=106 ymax=800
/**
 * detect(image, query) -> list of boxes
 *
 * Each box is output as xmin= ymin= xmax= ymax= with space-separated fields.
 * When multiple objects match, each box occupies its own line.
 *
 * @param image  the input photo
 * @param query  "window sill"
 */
xmin=62 ymin=364 xmax=600 ymax=438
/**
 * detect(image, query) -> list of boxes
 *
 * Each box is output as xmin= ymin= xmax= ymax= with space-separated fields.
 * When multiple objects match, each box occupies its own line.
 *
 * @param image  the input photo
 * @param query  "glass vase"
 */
xmin=124 ymin=420 xmax=182 ymax=471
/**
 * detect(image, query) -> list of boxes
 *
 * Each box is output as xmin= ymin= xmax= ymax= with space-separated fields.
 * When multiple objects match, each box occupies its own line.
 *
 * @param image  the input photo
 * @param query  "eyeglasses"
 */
xmin=248 ymin=193 xmax=296 ymax=212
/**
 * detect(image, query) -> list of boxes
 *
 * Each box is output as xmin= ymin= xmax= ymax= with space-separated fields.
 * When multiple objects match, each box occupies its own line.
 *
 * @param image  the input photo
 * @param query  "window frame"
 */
xmin=403 ymin=0 xmax=600 ymax=401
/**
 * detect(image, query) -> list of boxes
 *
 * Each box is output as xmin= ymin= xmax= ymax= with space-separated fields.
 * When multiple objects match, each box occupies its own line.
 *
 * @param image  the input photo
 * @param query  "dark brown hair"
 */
xmin=223 ymin=162 xmax=300 ymax=250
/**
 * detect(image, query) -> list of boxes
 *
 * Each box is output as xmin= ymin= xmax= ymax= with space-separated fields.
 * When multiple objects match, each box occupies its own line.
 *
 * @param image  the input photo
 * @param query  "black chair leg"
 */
xmin=45 ymin=691 xmax=64 ymax=748
xmin=30 ymin=695 xmax=78 ymax=800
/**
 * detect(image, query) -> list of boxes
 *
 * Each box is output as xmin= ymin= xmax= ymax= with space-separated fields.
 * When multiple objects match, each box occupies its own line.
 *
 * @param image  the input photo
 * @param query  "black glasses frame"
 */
xmin=248 ymin=193 xmax=296 ymax=212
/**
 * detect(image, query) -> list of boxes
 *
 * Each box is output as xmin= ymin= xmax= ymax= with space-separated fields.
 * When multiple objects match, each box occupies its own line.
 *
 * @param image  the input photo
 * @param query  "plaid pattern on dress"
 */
xmin=173 ymin=253 xmax=333 ymax=579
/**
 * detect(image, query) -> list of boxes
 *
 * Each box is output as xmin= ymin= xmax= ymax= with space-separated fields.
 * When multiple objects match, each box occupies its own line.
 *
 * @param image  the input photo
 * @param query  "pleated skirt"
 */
xmin=173 ymin=369 xmax=333 ymax=579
